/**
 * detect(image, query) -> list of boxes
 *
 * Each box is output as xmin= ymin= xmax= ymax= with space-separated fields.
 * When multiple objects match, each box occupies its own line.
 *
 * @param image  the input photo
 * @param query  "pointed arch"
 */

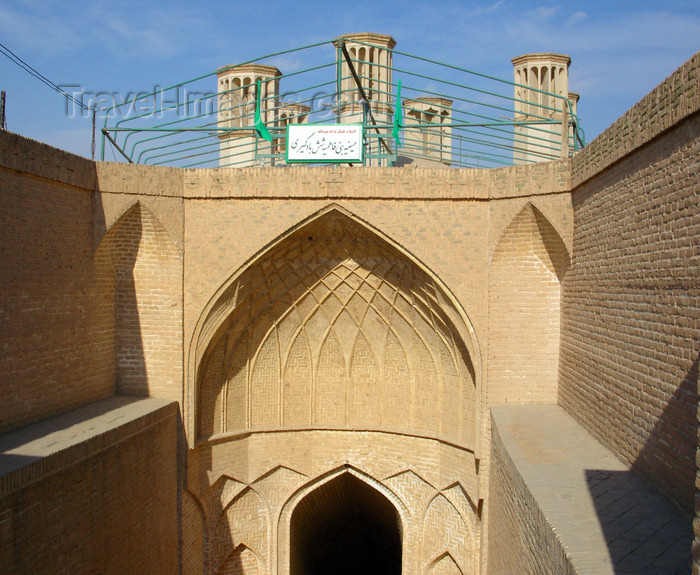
xmin=489 ymin=202 xmax=570 ymax=404
xmin=212 ymin=487 xmax=270 ymax=575
xmin=423 ymin=493 xmax=473 ymax=575
xmin=217 ymin=544 xmax=261 ymax=575
xmin=96 ymin=201 xmax=182 ymax=399
xmin=491 ymin=201 xmax=570 ymax=276
xmin=282 ymin=328 xmax=313 ymax=426
xmin=182 ymin=489 xmax=207 ymax=575
xmin=277 ymin=465 xmax=410 ymax=575
xmin=427 ymin=551 xmax=464 ymax=575
xmin=189 ymin=204 xmax=481 ymax=449
xmin=289 ymin=471 xmax=401 ymax=575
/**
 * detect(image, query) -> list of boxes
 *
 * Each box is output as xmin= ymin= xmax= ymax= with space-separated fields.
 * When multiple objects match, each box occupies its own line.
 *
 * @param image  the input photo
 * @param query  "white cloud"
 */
xmin=566 ymin=11 xmax=588 ymax=27
xmin=465 ymin=1 xmax=506 ymax=18
xmin=532 ymin=6 xmax=558 ymax=20
xmin=0 ymin=5 xmax=82 ymax=54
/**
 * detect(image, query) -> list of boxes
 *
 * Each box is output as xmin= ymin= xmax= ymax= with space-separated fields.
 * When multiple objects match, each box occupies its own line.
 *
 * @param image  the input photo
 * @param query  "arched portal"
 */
xmin=290 ymin=472 xmax=402 ymax=575
xmin=191 ymin=205 xmax=480 ymax=450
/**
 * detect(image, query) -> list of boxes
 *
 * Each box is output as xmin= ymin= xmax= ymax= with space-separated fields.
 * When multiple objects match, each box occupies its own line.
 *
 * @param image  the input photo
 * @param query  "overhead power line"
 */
xmin=0 ymin=42 xmax=89 ymax=111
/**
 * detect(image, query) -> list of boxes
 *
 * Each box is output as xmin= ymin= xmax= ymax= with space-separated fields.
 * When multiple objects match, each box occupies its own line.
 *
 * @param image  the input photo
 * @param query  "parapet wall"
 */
xmin=0 ymin=397 xmax=179 ymax=574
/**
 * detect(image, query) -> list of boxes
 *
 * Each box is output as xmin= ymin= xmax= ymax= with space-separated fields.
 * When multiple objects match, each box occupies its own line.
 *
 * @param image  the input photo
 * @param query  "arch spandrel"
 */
xmin=189 ymin=205 xmax=481 ymax=449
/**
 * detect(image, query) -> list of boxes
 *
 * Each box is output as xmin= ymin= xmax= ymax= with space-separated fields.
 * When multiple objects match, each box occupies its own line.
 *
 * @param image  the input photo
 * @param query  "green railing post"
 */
xmin=362 ymin=99 xmax=368 ymax=166
xmin=336 ymin=40 xmax=343 ymax=125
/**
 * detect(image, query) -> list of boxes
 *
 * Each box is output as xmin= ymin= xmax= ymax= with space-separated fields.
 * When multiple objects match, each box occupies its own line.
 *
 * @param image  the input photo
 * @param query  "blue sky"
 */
xmin=1 ymin=0 xmax=698 ymax=160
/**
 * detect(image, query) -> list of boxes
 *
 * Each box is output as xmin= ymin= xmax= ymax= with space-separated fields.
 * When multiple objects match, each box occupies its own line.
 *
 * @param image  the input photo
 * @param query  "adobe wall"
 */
xmin=0 ymin=134 xmax=115 ymax=432
xmin=560 ymin=52 xmax=700 ymax=512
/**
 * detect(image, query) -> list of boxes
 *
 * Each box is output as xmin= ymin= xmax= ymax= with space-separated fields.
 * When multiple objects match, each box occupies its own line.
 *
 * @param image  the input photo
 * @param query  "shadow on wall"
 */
xmin=587 ymin=353 xmax=698 ymax=574
xmin=95 ymin=202 xmax=147 ymax=393
xmin=180 ymin=456 xmax=255 ymax=575
xmin=0 ymin=398 xmax=137 ymax=475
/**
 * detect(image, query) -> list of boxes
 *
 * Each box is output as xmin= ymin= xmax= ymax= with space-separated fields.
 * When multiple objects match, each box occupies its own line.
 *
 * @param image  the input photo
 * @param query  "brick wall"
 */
xmin=560 ymin=53 xmax=700 ymax=512
xmin=0 ymin=133 xmax=116 ymax=432
xmin=0 ymin=398 xmax=179 ymax=574
xmin=487 ymin=423 xmax=576 ymax=575
xmin=488 ymin=202 xmax=569 ymax=405
xmin=181 ymin=161 xmax=573 ymax=447
xmin=97 ymin=201 xmax=183 ymax=402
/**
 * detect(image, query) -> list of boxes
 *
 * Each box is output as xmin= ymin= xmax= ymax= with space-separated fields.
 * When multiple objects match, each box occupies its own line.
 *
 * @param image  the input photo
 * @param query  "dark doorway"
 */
xmin=290 ymin=473 xmax=402 ymax=575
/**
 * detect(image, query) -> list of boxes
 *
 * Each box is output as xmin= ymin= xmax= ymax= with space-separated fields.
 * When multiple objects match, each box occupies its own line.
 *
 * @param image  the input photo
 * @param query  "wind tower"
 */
xmin=402 ymin=97 xmax=453 ymax=166
xmin=511 ymin=53 xmax=578 ymax=164
xmin=216 ymin=64 xmax=280 ymax=167
xmin=333 ymin=33 xmax=396 ymax=164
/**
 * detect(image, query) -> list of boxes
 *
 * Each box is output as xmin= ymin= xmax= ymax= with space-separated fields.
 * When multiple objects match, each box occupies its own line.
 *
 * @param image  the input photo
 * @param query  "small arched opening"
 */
xmin=290 ymin=472 xmax=402 ymax=575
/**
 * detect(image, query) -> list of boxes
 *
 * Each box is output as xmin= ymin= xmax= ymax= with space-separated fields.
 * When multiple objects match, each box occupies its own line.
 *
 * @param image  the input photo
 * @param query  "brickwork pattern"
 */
xmin=0 ymin=167 xmax=115 ymax=432
xmin=196 ymin=209 xmax=477 ymax=449
xmin=423 ymin=494 xmax=473 ymax=573
xmin=488 ymin=202 xmax=569 ymax=405
xmin=560 ymin=112 xmax=700 ymax=512
xmin=0 ymin=131 xmax=98 ymax=190
xmin=97 ymin=202 xmax=184 ymax=401
xmin=182 ymin=160 xmax=571 ymax=371
xmin=183 ymin=489 xmax=206 ymax=575
xmin=186 ymin=430 xmax=479 ymax=574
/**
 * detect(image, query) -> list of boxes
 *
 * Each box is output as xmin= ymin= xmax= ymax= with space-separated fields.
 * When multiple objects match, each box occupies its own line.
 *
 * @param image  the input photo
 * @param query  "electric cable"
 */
xmin=0 ymin=42 xmax=89 ymax=111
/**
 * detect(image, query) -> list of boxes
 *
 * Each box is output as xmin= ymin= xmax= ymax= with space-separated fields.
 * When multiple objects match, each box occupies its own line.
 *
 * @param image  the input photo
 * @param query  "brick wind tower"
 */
xmin=216 ymin=64 xmax=280 ymax=167
xmin=333 ymin=33 xmax=396 ymax=164
xmin=512 ymin=53 xmax=579 ymax=164
xmin=216 ymin=64 xmax=310 ymax=167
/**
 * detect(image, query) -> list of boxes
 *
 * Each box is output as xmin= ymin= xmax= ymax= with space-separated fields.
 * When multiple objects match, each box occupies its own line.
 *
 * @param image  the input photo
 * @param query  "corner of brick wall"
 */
xmin=487 ymin=418 xmax=576 ymax=575
xmin=571 ymin=51 xmax=699 ymax=188
xmin=0 ymin=398 xmax=180 ymax=574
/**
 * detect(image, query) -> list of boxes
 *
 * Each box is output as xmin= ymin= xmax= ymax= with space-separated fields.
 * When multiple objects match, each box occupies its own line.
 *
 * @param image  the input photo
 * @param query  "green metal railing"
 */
xmin=100 ymin=37 xmax=585 ymax=168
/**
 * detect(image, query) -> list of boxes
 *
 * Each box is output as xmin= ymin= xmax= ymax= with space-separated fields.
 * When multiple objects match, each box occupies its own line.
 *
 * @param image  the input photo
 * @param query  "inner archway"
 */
xmin=290 ymin=473 xmax=402 ymax=575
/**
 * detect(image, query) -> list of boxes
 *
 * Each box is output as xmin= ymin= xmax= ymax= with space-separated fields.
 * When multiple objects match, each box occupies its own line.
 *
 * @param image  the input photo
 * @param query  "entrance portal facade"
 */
xmin=185 ymin=205 xmax=486 ymax=574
